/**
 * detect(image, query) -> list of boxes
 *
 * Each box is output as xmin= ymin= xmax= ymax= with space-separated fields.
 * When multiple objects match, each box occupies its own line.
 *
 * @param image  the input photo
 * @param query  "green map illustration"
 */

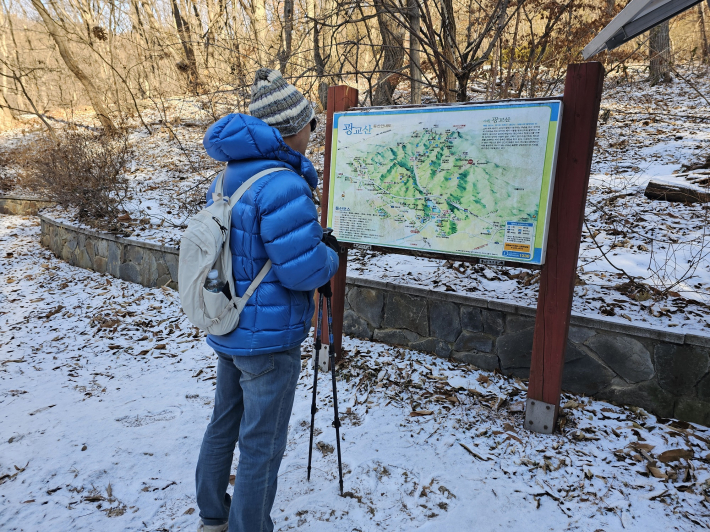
xmin=327 ymin=101 xmax=562 ymax=265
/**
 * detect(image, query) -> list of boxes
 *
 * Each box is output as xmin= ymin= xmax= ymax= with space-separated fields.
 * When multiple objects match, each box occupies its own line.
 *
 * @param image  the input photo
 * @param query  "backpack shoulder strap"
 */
xmin=232 ymin=259 xmax=272 ymax=313
xmin=210 ymin=168 xmax=227 ymax=204
xmin=215 ymin=168 xmax=226 ymax=195
xmin=227 ymin=167 xmax=288 ymax=209
xmin=223 ymin=166 xmax=288 ymax=310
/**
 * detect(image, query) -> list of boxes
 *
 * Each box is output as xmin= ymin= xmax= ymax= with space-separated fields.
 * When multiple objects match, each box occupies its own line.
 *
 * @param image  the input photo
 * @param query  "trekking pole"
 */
xmin=307 ymin=291 xmax=324 ymax=482
xmin=325 ymin=290 xmax=344 ymax=496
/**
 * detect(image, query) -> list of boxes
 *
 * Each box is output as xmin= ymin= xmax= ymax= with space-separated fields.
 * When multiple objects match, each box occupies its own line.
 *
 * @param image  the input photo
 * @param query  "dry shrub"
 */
xmin=0 ymin=149 xmax=18 ymax=193
xmin=0 ymin=140 xmax=34 ymax=193
xmin=28 ymin=129 xmax=132 ymax=225
xmin=0 ymin=135 xmax=54 ymax=194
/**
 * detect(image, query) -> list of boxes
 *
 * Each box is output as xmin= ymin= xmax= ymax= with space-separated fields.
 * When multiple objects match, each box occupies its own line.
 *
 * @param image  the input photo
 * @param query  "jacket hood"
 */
xmin=203 ymin=113 xmax=318 ymax=188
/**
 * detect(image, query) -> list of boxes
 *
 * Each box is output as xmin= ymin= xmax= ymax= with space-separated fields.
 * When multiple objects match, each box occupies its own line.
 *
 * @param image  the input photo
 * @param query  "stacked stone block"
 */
xmin=344 ymin=277 xmax=710 ymax=426
xmin=40 ymin=215 xmax=178 ymax=289
xmin=0 ymin=195 xmax=54 ymax=215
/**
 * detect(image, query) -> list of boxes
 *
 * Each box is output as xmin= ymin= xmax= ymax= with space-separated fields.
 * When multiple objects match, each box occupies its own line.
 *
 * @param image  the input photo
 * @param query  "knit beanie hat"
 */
xmin=248 ymin=69 xmax=315 ymax=137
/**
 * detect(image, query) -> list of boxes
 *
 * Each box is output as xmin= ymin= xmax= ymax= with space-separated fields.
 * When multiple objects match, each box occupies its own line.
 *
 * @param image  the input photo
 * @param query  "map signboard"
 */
xmin=326 ymin=100 xmax=563 ymax=265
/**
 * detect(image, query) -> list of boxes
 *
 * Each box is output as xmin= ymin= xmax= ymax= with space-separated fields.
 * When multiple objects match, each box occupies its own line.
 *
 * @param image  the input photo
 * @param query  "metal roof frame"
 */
xmin=583 ymin=0 xmax=704 ymax=59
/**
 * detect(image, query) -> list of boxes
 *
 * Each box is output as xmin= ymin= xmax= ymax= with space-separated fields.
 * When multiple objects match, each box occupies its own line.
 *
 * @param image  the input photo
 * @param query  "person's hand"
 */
xmin=318 ymin=280 xmax=332 ymax=297
xmin=322 ymin=231 xmax=340 ymax=253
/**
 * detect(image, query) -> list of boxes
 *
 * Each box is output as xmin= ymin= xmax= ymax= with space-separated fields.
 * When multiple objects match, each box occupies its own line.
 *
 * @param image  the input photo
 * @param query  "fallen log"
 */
xmin=644 ymin=178 xmax=710 ymax=203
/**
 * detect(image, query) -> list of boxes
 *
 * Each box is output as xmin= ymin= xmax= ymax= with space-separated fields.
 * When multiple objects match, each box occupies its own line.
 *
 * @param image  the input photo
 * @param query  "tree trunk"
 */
xmin=204 ymin=0 xmax=215 ymax=69
xmin=0 ymin=101 xmax=14 ymax=131
xmin=0 ymin=17 xmax=17 ymax=122
xmin=0 ymin=38 xmax=15 ymax=131
xmin=487 ymin=38 xmax=499 ymax=99
xmin=645 ymin=178 xmax=710 ymax=203
xmin=373 ymin=0 xmax=406 ymax=106
xmin=29 ymin=0 xmax=117 ymax=133
xmin=0 ymin=67 xmax=15 ymax=131
xmin=251 ymin=0 xmax=269 ymax=68
xmin=130 ymin=0 xmax=150 ymax=49
xmin=314 ymin=18 xmax=328 ymax=110
xmin=502 ymin=7 xmax=520 ymax=99
xmin=170 ymin=0 xmax=201 ymax=92
xmin=188 ymin=0 xmax=210 ymax=71
xmin=699 ymin=4 xmax=709 ymax=63
xmin=137 ymin=0 xmax=182 ymax=74
xmin=280 ymin=0 xmax=294 ymax=74
xmin=649 ymin=20 xmax=672 ymax=85
xmin=440 ymin=0 xmax=457 ymax=102
xmin=455 ymin=71 xmax=472 ymax=102
xmin=409 ymin=0 xmax=422 ymax=104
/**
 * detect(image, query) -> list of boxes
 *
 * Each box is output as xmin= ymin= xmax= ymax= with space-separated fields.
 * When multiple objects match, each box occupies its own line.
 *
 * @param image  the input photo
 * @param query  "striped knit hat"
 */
xmin=249 ymin=69 xmax=315 ymax=137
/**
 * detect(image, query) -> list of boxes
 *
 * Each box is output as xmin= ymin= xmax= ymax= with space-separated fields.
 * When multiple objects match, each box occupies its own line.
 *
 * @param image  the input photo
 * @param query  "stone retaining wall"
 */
xmin=0 ymin=195 xmax=53 ymax=215
xmin=39 ymin=212 xmax=710 ymax=425
xmin=39 ymin=214 xmax=179 ymax=289
xmin=344 ymin=277 xmax=710 ymax=426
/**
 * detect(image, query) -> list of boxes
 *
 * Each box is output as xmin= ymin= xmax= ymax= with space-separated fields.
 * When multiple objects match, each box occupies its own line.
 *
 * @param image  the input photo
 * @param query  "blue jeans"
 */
xmin=195 ymin=346 xmax=301 ymax=531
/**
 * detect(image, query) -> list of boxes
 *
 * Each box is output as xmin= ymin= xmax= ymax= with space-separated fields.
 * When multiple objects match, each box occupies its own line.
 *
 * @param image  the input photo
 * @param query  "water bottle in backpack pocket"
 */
xmin=204 ymin=269 xmax=226 ymax=293
xmin=203 ymin=269 xmax=230 ymax=319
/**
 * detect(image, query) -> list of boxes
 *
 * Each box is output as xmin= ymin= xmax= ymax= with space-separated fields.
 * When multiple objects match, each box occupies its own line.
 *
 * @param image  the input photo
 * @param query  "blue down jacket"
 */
xmin=202 ymin=113 xmax=339 ymax=356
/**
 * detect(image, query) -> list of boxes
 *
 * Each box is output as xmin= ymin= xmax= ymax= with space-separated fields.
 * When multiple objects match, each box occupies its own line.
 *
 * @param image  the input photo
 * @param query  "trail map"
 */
xmin=327 ymin=101 xmax=562 ymax=265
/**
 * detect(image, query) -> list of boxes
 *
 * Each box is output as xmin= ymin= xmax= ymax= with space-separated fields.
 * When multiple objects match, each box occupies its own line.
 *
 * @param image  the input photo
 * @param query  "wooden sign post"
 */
xmin=525 ymin=62 xmax=604 ymax=433
xmin=319 ymin=63 xmax=604 ymax=434
xmin=321 ymin=85 xmax=359 ymax=362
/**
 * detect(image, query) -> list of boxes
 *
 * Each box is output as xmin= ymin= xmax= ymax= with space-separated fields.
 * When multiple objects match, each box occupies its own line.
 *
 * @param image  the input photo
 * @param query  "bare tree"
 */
xmin=409 ymin=0 xmax=422 ymax=104
xmin=515 ymin=0 xmax=576 ymax=98
xmin=0 ymin=0 xmax=670 ymax=138
xmin=249 ymin=0 xmax=270 ymax=68
xmin=439 ymin=0 xmax=457 ymax=102
xmin=698 ymin=3 xmax=709 ymax=63
xmin=501 ymin=6 xmax=521 ymax=99
xmin=0 ymin=0 xmax=56 ymax=136
xmin=649 ymin=20 xmax=672 ymax=85
xmin=313 ymin=15 xmax=328 ymax=108
xmin=429 ymin=0 xmax=512 ymax=102
xmin=171 ymin=0 xmax=202 ymax=92
xmin=29 ymin=0 xmax=116 ymax=132
xmin=0 ymin=4 xmax=17 ymax=128
xmin=373 ymin=0 xmax=406 ymax=105
xmin=280 ymin=0 xmax=295 ymax=74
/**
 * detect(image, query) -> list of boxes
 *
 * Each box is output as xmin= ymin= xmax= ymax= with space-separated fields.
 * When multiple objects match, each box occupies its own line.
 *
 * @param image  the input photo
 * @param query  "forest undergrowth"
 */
xmin=1 ymin=64 xmax=709 ymax=332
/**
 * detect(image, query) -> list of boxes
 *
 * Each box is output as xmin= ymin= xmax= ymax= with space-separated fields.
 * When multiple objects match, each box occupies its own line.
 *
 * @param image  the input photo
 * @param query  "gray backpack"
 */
xmin=178 ymin=167 xmax=286 ymax=335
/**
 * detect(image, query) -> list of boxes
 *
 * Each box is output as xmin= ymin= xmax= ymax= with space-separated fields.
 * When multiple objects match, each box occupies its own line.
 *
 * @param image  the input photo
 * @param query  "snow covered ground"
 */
xmin=347 ymin=71 xmax=710 ymax=335
xmin=2 ymin=214 xmax=710 ymax=531
xmin=4 ymin=67 xmax=709 ymax=335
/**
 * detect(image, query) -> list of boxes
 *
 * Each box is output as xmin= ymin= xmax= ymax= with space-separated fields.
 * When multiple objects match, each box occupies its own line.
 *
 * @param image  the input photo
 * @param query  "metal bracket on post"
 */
xmin=314 ymin=344 xmax=329 ymax=372
xmin=524 ymin=398 xmax=556 ymax=434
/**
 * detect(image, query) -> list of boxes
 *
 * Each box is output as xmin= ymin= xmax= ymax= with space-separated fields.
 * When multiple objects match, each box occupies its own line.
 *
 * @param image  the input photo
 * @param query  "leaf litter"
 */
xmin=3 ymin=66 xmax=710 ymax=530
xmin=2 ymin=67 xmax=708 ymax=338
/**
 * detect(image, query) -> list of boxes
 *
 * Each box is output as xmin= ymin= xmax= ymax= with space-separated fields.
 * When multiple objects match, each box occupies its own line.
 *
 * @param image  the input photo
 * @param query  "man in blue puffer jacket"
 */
xmin=195 ymin=69 xmax=339 ymax=532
